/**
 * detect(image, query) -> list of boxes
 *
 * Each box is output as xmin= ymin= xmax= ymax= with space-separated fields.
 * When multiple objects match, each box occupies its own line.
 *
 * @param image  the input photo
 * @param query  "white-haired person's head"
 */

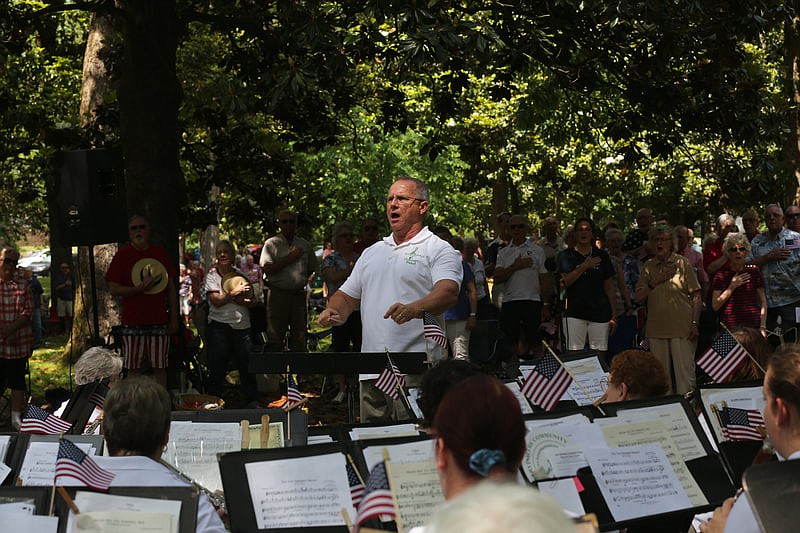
xmin=75 ymin=346 xmax=123 ymax=386
xmin=428 ymin=482 xmax=574 ymax=533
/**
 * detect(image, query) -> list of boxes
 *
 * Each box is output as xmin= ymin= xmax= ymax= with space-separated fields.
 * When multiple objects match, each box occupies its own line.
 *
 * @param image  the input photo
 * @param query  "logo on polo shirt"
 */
xmin=405 ymin=248 xmax=419 ymax=264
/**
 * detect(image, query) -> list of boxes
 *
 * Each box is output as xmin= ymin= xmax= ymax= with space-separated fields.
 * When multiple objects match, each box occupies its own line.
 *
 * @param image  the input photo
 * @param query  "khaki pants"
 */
xmin=649 ymin=337 xmax=697 ymax=395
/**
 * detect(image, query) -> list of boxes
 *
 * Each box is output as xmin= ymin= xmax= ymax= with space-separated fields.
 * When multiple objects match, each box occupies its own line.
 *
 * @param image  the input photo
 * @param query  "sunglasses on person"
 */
xmin=509 ymin=224 xmax=526 ymax=229
xmin=728 ymin=246 xmax=748 ymax=253
xmin=787 ymin=213 xmax=800 ymax=219
xmin=279 ymin=219 xmax=296 ymax=224
xmin=2 ymin=258 xmax=18 ymax=265
xmin=129 ymin=224 xmax=147 ymax=231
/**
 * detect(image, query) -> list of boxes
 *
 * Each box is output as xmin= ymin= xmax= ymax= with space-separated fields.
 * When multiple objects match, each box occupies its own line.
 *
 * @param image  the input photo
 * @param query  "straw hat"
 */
xmin=221 ymin=271 xmax=254 ymax=298
xmin=131 ymin=258 xmax=169 ymax=295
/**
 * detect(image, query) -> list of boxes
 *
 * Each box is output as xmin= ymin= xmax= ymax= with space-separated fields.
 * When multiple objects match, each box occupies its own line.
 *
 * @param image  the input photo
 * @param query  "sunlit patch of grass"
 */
xmin=29 ymin=334 xmax=73 ymax=405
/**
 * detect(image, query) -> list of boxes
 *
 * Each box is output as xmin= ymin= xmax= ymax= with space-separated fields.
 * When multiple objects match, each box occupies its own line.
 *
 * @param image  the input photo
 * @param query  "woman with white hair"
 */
xmin=75 ymin=346 xmax=124 ymax=386
xmin=711 ymin=232 xmax=767 ymax=332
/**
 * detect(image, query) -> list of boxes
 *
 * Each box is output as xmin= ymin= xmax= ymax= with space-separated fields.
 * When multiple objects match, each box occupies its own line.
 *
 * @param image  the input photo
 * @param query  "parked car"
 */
xmin=19 ymin=248 xmax=51 ymax=275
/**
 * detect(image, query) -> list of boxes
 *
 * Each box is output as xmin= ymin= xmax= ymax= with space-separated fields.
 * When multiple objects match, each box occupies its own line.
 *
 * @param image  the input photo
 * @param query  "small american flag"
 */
xmin=719 ymin=406 xmax=764 ymax=441
xmin=520 ymin=353 xmax=573 ymax=411
xmin=347 ymin=461 xmax=365 ymax=508
xmin=423 ymin=311 xmax=448 ymax=349
xmin=355 ymin=461 xmax=396 ymax=528
xmin=697 ymin=330 xmax=748 ymax=383
xmin=285 ymin=373 xmax=303 ymax=410
xmin=20 ymin=405 xmax=73 ymax=435
xmin=55 ymin=438 xmax=115 ymax=490
xmin=89 ymin=381 xmax=110 ymax=409
xmin=638 ymin=337 xmax=651 ymax=351
xmin=374 ymin=359 xmax=405 ymax=400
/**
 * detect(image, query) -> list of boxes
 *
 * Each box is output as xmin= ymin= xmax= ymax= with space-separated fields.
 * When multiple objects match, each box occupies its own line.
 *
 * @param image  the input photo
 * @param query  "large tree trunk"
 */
xmin=785 ymin=2 xmax=800 ymax=206
xmin=68 ymin=13 xmax=121 ymax=358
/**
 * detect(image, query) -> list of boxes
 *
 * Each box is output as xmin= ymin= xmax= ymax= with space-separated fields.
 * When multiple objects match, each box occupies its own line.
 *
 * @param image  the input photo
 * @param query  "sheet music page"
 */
xmin=349 ymin=424 xmax=419 ymax=441
xmin=20 ymin=441 xmax=96 ymax=486
xmin=0 ymin=501 xmax=35 ymax=514
xmin=0 ymin=513 xmax=58 ymax=533
xmin=699 ymin=386 xmax=765 ymax=443
xmin=536 ymin=478 xmax=586 ymax=517
xmin=603 ymin=403 xmax=708 ymax=461
xmin=585 ymin=444 xmax=692 ymax=522
xmin=245 ymin=452 xmax=354 ymax=529
xmin=562 ymin=358 xmax=607 ymax=405
xmin=524 ymin=413 xmax=592 ymax=429
xmin=0 ymin=461 xmax=11 ymax=484
xmin=600 ymin=420 xmax=708 ymax=506
xmin=407 ymin=387 xmax=423 ymax=419
xmin=68 ymin=491 xmax=182 ymax=533
xmin=164 ymin=422 xmax=241 ymax=493
xmin=0 ymin=434 xmax=11 ymax=463
xmin=362 ymin=440 xmax=435 ymax=471
xmin=505 ymin=381 xmax=533 ymax=414
xmin=389 ymin=460 xmax=445 ymax=529
xmin=74 ymin=512 xmax=174 ymax=533
xmin=522 ymin=420 xmax=605 ymax=481
xmin=307 ymin=434 xmax=334 ymax=445
xmin=246 ymin=422 xmax=285 ymax=449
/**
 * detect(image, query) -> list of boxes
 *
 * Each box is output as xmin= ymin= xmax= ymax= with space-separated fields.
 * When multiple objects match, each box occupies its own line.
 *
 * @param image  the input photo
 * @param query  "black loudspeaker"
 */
xmin=52 ymin=148 xmax=128 ymax=246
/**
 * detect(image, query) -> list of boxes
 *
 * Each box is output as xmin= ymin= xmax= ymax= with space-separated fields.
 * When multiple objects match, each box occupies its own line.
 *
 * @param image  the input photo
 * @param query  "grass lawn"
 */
xmin=29 ymin=333 xmax=74 ymax=406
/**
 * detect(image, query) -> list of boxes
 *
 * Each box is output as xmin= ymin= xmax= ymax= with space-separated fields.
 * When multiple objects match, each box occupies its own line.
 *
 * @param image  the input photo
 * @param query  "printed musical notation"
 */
xmin=585 ymin=445 xmax=692 ymax=522
xmin=245 ymin=453 xmax=353 ymax=529
xmin=390 ymin=460 xmax=445 ymax=529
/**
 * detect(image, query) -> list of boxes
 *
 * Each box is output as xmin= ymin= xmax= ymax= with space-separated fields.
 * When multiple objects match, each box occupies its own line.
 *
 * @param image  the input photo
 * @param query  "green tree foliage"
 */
xmin=0 ymin=0 xmax=796 ymax=246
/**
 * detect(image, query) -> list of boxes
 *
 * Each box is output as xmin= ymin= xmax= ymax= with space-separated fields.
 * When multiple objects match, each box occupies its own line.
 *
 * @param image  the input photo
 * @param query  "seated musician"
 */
xmin=95 ymin=376 xmax=227 ymax=533
xmin=702 ymin=344 xmax=800 ymax=533
xmin=429 ymin=481 xmax=574 ymax=533
xmin=54 ymin=346 xmax=122 ymax=430
xmin=430 ymin=374 xmax=526 ymax=500
xmin=602 ymin=349 xmax=670 ymax=403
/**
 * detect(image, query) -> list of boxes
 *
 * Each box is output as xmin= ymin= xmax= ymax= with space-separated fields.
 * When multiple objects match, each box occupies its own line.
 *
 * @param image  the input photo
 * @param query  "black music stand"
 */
xmin=249 ymin=351 xmax=429 ymax=423
xmin=697 ymin=380 xmax=765 ymax=487
xmin=55 ymin=486 xmax=199 ymax=533
xmin=171 ymin=408 xmax=309 ymax=447
xmin=219 ymin=442 xmax=352 ymax=532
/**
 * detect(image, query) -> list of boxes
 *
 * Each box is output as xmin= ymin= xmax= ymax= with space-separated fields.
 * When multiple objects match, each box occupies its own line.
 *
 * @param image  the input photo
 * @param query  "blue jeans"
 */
xmin=206 ymin=320 xmax=257 ymax=402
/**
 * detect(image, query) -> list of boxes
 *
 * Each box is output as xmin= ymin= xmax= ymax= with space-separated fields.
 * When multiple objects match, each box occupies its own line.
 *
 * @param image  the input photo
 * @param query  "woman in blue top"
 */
xmin=558 ymin=217 xmax=617 ymax=360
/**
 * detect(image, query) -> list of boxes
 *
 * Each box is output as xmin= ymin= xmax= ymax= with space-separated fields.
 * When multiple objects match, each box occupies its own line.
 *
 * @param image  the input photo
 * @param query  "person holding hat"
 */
xmin=106 ymin=214 xmax=178 ymax=387
xmin=203 ymin=239 xmax=259 ymax=406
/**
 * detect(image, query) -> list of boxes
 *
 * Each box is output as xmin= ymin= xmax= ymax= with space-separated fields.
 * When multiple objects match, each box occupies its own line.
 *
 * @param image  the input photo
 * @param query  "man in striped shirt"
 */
xmin=0 ymin=247 xmax=33 ymax=430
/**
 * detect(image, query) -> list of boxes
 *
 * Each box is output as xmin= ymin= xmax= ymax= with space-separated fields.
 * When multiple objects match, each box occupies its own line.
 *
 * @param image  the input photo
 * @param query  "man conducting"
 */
xmin=317 ymin=177 xmax=461 ymax=422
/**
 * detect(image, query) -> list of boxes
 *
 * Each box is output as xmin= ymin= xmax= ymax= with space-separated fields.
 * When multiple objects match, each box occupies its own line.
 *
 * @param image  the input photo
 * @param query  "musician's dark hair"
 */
xmin=418 ymin=359 xmax=482 ymax=427
xmin=767 ymin=344 xmax=800 ymax=409
xmin=432 ymin=374 xmax=525 ymax=478
xmin=102 ymin=376 xmax=171 ymax=457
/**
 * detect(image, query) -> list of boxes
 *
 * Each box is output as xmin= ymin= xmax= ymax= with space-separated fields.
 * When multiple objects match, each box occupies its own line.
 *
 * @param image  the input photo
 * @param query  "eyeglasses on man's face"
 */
xmin=129 ymin=224 xmax=147 ymax=231
xmin=279 ymin=219 xmax=296 ymax=224
xmin=728 ymin=246 xmax=748 ymax=253
xmin=509 ymin=224 xmax=526 ymax=230
xmin=786 ymin=212 xmax=800 ymax=220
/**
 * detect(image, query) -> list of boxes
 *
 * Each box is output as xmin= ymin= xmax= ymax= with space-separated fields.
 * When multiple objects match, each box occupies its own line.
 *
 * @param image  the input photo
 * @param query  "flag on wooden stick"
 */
xmin=354 ymin=461 xmax=396 ymax=528
xmin=520 ymin=352 xmax=573 ymax=411
xmin=55 ymin=438 xmax=115 ymax=490
xmin=20 ymin=404 xmax=73 ymax=435
xmin=423 ymin=311 xmax=448 ymax=349
xmin=697 ymin=330 xmax=748 ymax=383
